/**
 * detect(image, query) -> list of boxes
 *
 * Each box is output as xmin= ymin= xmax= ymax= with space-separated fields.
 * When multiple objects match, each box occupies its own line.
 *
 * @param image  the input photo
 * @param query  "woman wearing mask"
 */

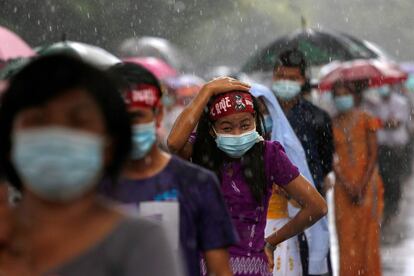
xmin=168 ymin=77 xmax=327 ymax=276
xmin=0 ymin=55 xmax=181 ymax=276
xmin=332 ymin=81 xmax=383 ymax=276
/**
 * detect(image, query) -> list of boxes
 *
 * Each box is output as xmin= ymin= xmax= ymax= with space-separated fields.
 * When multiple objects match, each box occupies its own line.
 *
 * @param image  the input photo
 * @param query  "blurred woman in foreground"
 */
xmin=0 ymin=55 xmax=181 ymax=276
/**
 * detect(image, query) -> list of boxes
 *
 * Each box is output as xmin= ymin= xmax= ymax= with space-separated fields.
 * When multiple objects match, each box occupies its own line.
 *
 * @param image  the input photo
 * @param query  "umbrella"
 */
xmin=0 ymin=57 xmax=31 ymax=80
xmin=36 ymin=41 xmax=120 ymax=69
xmin=318 ymin=59 xmax=408 ymax=91
xmin=241 ymin=28 xmax=378 ymax=73
xmin=123 ymin=57 xmax=178 ymax=80
xmin=118 ymin=36 xmax=194 ymax=73
xmin=0 ymin=26 xmax=35 ymax=61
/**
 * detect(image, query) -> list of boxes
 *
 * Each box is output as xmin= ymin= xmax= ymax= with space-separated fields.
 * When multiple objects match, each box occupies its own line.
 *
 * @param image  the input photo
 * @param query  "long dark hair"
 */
xmin=192 ymin=92 xmax=267 ymax=203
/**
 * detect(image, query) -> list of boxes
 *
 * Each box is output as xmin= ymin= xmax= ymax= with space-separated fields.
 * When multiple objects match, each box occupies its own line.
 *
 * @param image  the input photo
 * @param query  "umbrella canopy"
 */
xmin=0 ymin=26 xmax=35 ymax=61
xmin=164 ymin=74 xmax=205 ymax=98
xmin=318 ymin=59 xmax=408 ymax=91
xmin=123 ymin=57 xmax=178 ymax=80
xmin=36 ymin=41 xmax=120 ymax=69
xmin=118 ymin=36 xmax=194 ymax=73
xmin=241 ymin=28 xmax=378 ymax=73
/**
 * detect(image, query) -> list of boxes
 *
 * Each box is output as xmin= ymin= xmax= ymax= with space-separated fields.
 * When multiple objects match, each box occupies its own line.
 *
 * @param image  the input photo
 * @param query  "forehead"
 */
xmin=334 ymin=86 xmax=352 ymax=96
xmin=37 ymin=88 xmax=97 ymax=108
xmin=274 ymin=66 xmax=302 ymax=77
xmin=215 ymin=112 xmax=254 ymax=124
xmin=127 ymin=105 xmax=154 ymax=115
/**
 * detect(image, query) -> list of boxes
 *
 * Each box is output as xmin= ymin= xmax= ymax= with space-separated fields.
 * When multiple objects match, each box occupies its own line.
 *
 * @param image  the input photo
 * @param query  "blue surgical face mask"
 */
xmin=334 ymin=95 xmax=354 ymax=112
xmin=263 ymin=115 xmax=273 ymax=134
xmin=131 ymin=121 xmax=157 ymax=160
xmin=214 ymin=128 xmax=263 ymax=158
xmin=12 ymin=127 xmax=104 ymax=202
xmin=377 ymin=85 xmax=391 ymax=97
xmin=272 ymin=80 xmax=302 ymax=100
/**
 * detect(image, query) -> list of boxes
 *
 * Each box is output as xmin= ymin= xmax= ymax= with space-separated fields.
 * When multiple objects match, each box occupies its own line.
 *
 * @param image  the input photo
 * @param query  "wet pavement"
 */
xmin=326 ymin=169 xmax=414 ymax=276
xmin=381 ymin=173 xmax=414 ymax=276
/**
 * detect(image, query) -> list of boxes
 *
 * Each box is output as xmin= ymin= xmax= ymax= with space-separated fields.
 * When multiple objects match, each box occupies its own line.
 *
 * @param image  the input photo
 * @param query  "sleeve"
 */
xmin=364 ymin=112 xmax=382 ymax=132
xmin=188 ymin=132 xmax=197 ymax=145
xmin=124 ymin=219 xmax=184 ymax=276
xmin=265 ymin=141 xmax=300 ymax=186
xmin=317 ymin=113 xmax=334 ymax=177
xmin=196 ymin=171 xmax=239 ymax=251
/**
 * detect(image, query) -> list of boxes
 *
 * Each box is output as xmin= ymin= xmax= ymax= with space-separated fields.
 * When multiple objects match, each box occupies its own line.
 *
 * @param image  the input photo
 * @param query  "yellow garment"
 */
xmin=267 ymin=184 xmax=289 ymax=219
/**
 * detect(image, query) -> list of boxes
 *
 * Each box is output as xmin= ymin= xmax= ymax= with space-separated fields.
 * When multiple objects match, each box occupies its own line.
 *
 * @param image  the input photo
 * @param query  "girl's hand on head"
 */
xmin=202 ymin=77 xmax=251 ymax=96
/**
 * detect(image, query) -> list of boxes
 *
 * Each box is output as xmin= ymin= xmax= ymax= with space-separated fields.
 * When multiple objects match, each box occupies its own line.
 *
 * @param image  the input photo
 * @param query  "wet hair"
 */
xmin=0 ymin=54 xmax=132 ymax=190
xmin=108 ymin=62 xmax=163 ymax=112
xmin=192 ymin=92 xmax=267 ymax=203
xmin=274 ymin=49 xmax=307 ymax=77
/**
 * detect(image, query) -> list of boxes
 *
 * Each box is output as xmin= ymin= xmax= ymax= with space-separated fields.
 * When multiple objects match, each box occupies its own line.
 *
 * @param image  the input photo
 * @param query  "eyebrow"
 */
xmin=219 ymin=121 xmax=233 ymax=126
xmin=240 ymin=118 xmax=251 ymax=124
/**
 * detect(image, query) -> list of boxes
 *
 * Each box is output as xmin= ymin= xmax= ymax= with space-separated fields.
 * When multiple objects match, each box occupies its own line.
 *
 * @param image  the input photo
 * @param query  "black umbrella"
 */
xmin=241 ymin=29 xmax=378 ymax=73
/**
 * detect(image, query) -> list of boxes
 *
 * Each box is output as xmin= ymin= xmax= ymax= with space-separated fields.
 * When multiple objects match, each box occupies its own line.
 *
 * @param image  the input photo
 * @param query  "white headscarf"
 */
xmin=250 ymin=83 xmax=330 ymax=275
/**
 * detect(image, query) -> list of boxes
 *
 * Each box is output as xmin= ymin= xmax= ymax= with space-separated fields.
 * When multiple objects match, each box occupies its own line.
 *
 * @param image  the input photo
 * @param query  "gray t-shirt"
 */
xmin=46 ymin=217 xmax=182 ymax=276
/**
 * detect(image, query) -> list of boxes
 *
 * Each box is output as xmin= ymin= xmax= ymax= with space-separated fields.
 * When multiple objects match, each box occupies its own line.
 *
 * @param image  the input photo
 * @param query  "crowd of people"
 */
xmin=0 ymin=43 xmax=413 ymax=276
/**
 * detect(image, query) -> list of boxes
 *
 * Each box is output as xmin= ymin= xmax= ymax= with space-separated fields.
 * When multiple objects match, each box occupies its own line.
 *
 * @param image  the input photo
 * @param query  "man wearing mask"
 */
xmin=100 ymin=63 xmax=237 ymax=276
xmin=365 ymin=84 xmax=410 ymax=223
xmin=271 ymin=49 xmax=334 ymax=276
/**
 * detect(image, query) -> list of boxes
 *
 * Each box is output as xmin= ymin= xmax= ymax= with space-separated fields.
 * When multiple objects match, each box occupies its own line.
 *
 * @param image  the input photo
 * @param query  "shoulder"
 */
xmin=264 ymin=140 xmax=287 ymax=157
xmin=357 ymin=110 xmax=381 ymax=131
xmin=305 ymin=100 xmax=332 ymax=121
xmin=392 ymin=93 xmax=409 ymax=106
xmin=170 ymin=156 xmax=216 ymax=178
xmin=169 ymin=155 xmax=220 ymax=188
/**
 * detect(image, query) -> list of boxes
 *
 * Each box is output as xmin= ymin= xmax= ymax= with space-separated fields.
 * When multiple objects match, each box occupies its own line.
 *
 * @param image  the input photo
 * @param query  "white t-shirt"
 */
xmin=374 ymin=93 xmax=410 ymax=147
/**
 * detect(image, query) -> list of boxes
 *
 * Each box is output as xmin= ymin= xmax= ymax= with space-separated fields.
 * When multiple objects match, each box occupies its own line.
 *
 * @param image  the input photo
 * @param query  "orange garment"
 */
xmin=333 ymin=110 xmax=384 ymax=276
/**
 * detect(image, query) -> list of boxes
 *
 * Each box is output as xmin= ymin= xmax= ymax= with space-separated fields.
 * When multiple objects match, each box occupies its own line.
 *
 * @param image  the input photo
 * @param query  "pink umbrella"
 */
xmin=122 ymin=57 xmax=178 ymax=80
xmin=319 ymin=59 xmax=408 ymax=91
xmin=0 ymin=26 xmax=35 ymax=61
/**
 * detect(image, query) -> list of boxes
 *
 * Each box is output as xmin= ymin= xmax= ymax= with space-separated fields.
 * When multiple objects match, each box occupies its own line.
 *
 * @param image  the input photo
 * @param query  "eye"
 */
xmin=223 ymin=127 xmax=232 ymax=132
xmin=241 ymin=124 xmax=251 ymax=130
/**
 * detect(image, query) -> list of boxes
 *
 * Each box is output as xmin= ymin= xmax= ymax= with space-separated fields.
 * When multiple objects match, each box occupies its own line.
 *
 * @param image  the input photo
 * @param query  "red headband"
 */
xmin=209 ymin=91 xmax=255 ymax=120
xmin=124 ymin=84 xmax=161 ymax=109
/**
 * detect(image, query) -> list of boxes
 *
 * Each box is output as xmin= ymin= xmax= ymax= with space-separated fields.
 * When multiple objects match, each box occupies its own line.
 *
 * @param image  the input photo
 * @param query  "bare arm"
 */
xmin=167 ymin=77 xmax=250 ymax=156
xmin=265 ymin=175 xmax=327 ymax=246
xmin=204 ymin=249 xmax=233 ymax=276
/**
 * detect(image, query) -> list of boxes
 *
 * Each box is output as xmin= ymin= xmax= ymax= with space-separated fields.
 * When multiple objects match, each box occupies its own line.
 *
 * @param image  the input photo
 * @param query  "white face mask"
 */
xmin=272 ymin=80 xmax=302 ymax=100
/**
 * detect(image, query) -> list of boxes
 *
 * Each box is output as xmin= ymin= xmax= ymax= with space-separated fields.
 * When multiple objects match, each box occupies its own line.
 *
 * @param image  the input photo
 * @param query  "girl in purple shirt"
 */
xmin=168 ymin=77 xmax=327 ymax=276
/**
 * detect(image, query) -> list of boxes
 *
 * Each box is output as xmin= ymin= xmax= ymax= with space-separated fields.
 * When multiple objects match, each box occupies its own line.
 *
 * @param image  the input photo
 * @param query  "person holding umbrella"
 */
xmin=331 ymin=81 xmax=383 ymax=275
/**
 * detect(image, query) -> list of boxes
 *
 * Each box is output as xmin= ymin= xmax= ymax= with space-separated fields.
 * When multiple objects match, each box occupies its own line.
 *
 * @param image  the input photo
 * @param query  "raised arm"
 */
xmin=167 ymin=77 xmax=250 ymax=157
